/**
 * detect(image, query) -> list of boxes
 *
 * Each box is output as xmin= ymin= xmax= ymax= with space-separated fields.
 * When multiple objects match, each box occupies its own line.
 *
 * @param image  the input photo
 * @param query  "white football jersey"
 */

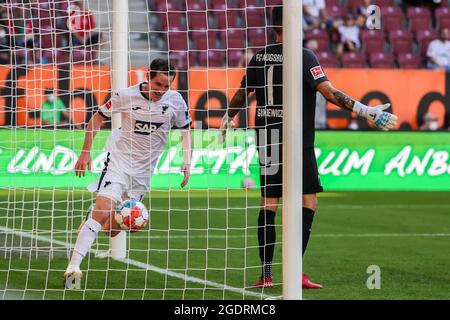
xmin=98 ymin=82 xmax=191 ymax=176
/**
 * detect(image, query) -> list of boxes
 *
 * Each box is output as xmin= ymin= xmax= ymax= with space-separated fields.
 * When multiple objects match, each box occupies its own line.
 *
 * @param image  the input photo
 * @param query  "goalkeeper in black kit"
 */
xmin=220 ymin=6 xmax=398 ymax=289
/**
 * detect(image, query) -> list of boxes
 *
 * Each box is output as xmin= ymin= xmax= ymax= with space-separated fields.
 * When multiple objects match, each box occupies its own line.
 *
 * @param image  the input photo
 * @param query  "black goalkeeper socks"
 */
xmin=258 ymin=209 xmax=276 ymax=279
xmin=303 ymin=207 xmax=315 ymax=256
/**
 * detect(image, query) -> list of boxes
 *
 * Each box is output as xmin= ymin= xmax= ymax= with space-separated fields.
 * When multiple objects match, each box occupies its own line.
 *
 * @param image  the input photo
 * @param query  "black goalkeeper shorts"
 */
xmin=256 ymin=130 xmax=323 ymax=198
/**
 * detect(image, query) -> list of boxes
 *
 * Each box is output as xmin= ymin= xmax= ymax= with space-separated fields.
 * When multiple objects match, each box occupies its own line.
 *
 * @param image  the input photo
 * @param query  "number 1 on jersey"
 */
xmin=267 ymin=65 xmax=275 ymax=105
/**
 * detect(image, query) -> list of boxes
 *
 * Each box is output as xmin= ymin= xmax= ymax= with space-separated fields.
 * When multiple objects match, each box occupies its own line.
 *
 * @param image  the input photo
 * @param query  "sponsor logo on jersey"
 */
xmin=105 ymin=100 xmax=112 ymax=110
xmin=310 ymin=66 xmax=325 ymax=80
xmin=161 ymin=105 xmax=169 ymax=114
xmin=134 ymin=120 xmax=164 ymax=135
xmin=132 ymin=106 xmax=141 ymax=111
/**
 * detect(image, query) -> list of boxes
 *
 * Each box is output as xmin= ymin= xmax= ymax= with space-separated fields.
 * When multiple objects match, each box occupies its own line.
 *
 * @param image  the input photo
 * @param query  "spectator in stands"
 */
xmin=303 ymin=0 xmax=332 ymax=31
xmin=67 ymin=1 xmax=101 ymax=50
xmin=336 ymin=14 xmax=361 ymax=59
xmin=419 ymin=112 xmax=439 ymax=131
xmin=426 ymin=27 xmax=450 ymax=70
xmin=0 ymin=24 xmax=10 ymax=64
xmin=40 ymin=88 xmax=69 ymax=128
xmin=355 ymin=0 xmax=373 ymax=28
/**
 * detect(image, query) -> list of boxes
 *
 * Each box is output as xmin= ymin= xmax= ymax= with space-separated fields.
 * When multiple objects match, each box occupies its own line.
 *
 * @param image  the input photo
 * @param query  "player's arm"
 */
xmin=220 ymin=57 xmax=256 ymax=142
xmin=219 ymin=87 xmax=249 ymax=140
xmin=74 ymin=111 xmax=105 ymax=177
xmin=316 ymin=80 xmax=398 ymax=131
xmin=180 ymin=127 xmax=192 ymax=188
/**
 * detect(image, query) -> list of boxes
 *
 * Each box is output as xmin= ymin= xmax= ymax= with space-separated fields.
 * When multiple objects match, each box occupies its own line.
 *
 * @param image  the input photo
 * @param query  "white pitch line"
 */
xmin=49 ymin=232 xmax=450 ymax=239
xmin=0 ymin=226 xmax=274 ymax=300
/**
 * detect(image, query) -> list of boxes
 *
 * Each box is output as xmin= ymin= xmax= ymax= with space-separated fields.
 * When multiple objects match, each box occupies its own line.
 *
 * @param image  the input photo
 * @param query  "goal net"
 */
xmin=0 ymin=0 xmax=285 ymax=300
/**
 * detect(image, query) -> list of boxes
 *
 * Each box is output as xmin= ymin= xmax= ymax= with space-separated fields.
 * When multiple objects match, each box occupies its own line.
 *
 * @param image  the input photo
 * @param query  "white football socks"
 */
xmin=69 ymin=218 xmax=102 ymax=267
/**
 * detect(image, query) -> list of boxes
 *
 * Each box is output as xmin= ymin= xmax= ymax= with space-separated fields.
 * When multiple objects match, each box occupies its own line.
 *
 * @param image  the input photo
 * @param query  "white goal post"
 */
xmin=282 ymin=0 xmax=303 ymax=300
xmin=109 ymin=0 xmax=128 ymax=260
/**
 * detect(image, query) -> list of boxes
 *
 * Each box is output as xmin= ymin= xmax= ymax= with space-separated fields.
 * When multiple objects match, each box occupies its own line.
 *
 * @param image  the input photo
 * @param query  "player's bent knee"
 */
xmin=303 ymin=195 xmax=318 ymax=212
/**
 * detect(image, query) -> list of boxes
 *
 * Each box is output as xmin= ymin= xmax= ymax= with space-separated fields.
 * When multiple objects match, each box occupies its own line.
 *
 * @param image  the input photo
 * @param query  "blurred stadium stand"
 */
xmin=1 ymin=0 xmax=450 ymax=69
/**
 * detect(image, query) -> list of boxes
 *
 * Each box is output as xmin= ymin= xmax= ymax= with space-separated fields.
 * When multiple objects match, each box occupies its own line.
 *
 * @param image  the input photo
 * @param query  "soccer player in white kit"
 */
xmin=64 ymin=59 xmax=192 ymax=288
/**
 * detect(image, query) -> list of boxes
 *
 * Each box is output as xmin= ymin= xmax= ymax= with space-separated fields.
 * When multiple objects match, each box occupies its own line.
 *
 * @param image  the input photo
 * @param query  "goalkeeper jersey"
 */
xmin=98 ymin=82 xmax=191 ymax=176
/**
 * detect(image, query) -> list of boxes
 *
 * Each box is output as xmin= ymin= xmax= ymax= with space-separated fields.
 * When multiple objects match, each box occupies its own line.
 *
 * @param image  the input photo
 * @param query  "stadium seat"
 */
xmin=266 ymin=0 xmax=283 ymax=5
xmin=198 ymin=50 xmax=225 ymax=67
xmin=325 ymin=0 xmax=340 ymax=6
xmin=187 ymin=11 xmax=208 ymax=30
xmin=305 ymin=29 xmax=329 ymax=52
xmin=222 ymin=29 xmax=246 ymax=49
xmin=397 ymin=52 xmax=422 ymax=69
xmin=381 ymin=6 xmax=404 ymax=32
xmin=242 ymin=0 xmax=265 ymax=7
xmin=374 ymin=0 xmax=395 ymax=7
xmin=190 ymin=30 xmax=219 ymax=50
xmin=245 ymin=7 xmax=266 ymax=28
xmin=186 ymin=0 xmax=207 ymax=11
xmin=316 ymin=51 xmax=340 ymax=68
xmin=168 ymin=31 xmax=188 ymax=51
xmin=155 ymin=0 xmax=183 ymax=12
xmin=370 ymin=52 xmax=395 ymax=68
xmin=213 ymin=7 xmax=242 ymax=29
xmin=227 ymin=49 xmax=244 ymax=67
xmin=342 ymin=52 xmax=366 ymax=68
xmin=407 ymin=6 xmax=432 ymax=33
xmin=361 ymin=29 xmax=385 ymax=56
xmin=207 ymin=0 xmax=222 ymax=9
xmin=224 ymin=0 xmax=243 ymax=8
xmin=416 ymin=29 xmax=438 ymax=59
xmin=389 ymin=29 xmax=414 ymax=56
xmin=158 ymin=12 xmax=186 ymax=31
xmin=170 ymin=51 xmax=197 ymax=69
xmin=435 ymin=7 xmax=450 ymax=29
xmin=326 ymin=5 xmax=345 ymax=20
xmin=248 ymin=28 xmax=268 ymax=48
xmin=39 ymin=33 xmax=55 ymax=49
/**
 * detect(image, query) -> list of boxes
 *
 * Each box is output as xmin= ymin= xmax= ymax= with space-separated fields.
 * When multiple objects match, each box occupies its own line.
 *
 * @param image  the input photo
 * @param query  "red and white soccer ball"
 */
xmin=115 ymin=199 xmax=149 ymax=231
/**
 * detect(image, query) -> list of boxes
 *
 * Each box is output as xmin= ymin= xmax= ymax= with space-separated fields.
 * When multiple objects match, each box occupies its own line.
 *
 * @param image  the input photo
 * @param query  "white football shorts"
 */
xmin=87 ymin=152 xmax=150 ymax=204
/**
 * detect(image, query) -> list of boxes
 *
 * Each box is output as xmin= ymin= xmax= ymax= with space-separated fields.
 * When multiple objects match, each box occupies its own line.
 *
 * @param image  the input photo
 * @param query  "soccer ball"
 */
xmin=242 ymin=177 xmax=255 ymax=189
xmin=115 ymin=199 xmax=149 ymax=231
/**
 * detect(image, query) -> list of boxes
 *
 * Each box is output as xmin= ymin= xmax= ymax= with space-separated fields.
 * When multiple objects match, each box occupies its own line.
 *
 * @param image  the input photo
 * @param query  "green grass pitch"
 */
xmin=0 ymin=189 xmax=449 ymax=300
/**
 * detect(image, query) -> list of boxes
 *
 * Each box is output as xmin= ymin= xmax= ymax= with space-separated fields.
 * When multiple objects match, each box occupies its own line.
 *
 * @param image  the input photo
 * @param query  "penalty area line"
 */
xmin=0 ymin=225 xmax=274 ymax=300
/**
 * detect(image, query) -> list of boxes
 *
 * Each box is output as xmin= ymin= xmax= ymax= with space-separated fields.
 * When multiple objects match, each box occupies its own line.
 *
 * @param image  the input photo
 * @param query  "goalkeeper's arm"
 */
xmin=74 ymin=111 xmax=105 ymax=177
xmin=219 ymin=87 xmax=249 ymax=142
xmin=317 ymin=81 xmax=398 ymax=131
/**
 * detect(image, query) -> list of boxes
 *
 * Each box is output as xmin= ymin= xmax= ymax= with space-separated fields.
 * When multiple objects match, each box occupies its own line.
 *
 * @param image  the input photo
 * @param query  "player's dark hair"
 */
xmin=272 ymin=6 xmax=282 ymax=35
xmin=44 ymin=88 xmax=53 ymax=96
xmin=149 ymin=58 xmax=177 ymax=81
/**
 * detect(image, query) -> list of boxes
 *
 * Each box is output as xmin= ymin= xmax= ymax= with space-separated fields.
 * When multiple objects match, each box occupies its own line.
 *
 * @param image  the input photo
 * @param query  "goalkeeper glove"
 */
xmin=218 ymin=114 xmax=235 ymax=144
xmin=353 ymin=102 xmax=398 ymax=131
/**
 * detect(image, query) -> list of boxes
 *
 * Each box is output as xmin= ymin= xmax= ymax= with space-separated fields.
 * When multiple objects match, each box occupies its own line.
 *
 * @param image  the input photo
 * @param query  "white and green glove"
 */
xmin=218 ymin=114 xmax=235 ymax=144
xmin=353 ymin=102 xmax=398 ymax=131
